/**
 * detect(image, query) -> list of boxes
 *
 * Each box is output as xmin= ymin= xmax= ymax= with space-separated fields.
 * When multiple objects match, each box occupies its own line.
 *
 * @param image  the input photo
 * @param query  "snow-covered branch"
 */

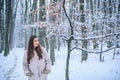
xmin=71 ymin=46 xmax=120 ymax=54
xmin=59 ymin=36 xmax=68 ymax=41
xmin=73 ymin=32 xmax=120 ymax=41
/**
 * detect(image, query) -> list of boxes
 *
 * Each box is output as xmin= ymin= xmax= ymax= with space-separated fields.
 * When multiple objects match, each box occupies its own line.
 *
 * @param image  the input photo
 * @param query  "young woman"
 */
xmin=23 ymin=35 xmax=51 ymax=80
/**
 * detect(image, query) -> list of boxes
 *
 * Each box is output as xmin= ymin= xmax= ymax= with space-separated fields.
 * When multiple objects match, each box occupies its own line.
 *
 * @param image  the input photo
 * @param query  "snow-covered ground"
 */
xmin=0 ymin=47 xmax=120 ymax=80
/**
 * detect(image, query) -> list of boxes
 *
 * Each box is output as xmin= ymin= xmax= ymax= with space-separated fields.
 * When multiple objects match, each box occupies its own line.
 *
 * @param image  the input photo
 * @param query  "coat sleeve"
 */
xmin=23 ymin=51 xmax=30 ymax=75
xmin=43 ymin=48 xmax=51 ymax=71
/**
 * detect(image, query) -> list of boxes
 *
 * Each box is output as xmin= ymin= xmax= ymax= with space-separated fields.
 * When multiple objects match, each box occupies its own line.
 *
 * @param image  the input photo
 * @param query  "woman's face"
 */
xmin=33 ymin=37 xmax=39 ymax=48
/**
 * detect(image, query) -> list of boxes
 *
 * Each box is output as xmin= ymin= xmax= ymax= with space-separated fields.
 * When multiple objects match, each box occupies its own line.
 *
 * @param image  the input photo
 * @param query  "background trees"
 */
xmin=0 ymin=0 xmax=120 ymax=80
xmin=0 ymin=0 xmax=19 ymax=56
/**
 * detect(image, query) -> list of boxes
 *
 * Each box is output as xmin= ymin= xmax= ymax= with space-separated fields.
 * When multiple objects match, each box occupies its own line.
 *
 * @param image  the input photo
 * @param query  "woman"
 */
xmin=23 ymin=35 xmax=51 ymax=80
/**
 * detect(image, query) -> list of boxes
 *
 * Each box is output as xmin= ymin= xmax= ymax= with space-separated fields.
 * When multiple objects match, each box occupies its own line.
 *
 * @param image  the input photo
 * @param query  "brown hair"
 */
xmin=27 ymin=35 xmax=43 ymax=64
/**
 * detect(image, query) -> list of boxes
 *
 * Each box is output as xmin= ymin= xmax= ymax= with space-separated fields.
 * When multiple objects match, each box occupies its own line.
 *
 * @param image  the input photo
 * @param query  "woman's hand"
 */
xmin=41 ymin=69 xmax=51 ymax=74
xmin=26 ymin=71 xmax=34 ymax=77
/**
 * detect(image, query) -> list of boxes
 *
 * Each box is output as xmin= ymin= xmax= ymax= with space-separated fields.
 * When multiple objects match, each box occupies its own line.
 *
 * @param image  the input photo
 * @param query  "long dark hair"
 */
xmin=27 ymin=35 xmax=43 ymax=64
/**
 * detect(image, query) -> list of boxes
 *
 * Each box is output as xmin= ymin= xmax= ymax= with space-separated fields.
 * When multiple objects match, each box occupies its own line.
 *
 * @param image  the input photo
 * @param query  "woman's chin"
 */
xmin=34 ymin=46 xmax=38 ymax=48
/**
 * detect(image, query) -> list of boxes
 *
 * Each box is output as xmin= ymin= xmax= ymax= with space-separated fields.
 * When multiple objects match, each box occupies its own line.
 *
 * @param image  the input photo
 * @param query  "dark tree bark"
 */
xmin=38 ymin=0 xmax=46 ymax=47
xmin=10 ymin=0 xmax=20 ymax=49
xmin=79 ymin=0 xmax=88 ymax=62
xmin=0 ymin=0 xmax=4 ymax=53
xmin=62 ymin=0 xmax=74 ymax=80
xmin=4 ymin=0 xmax=12 ymax=56
xmin=49 ymin=0 xmax=58 ymax=65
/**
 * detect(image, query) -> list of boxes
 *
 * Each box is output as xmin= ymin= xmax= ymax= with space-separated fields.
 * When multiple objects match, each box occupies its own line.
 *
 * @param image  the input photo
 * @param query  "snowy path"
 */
xmin=8 ymin=48 xmax=28 ymax=80
xmin=0 ymin=50 xmax=18 ymax=80
xmin=0 ymin=48 xmax=28 ymax=80
xmin=0 ymin=48 xmax=120 ymax=80
xmin=4 ymin=53 xmax=17 ymax=80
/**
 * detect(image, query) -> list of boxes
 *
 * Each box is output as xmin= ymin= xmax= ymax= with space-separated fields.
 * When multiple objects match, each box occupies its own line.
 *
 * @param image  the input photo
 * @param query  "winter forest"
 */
xmin=0 ymin=0 xmax=120 ymax=80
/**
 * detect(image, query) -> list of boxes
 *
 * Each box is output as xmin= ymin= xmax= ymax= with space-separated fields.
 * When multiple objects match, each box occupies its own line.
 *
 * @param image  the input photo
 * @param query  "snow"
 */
xmin=0 ymin=47 xmax=120 ymax=80
xmin=0 ymin=48 xmax=28 ymax=80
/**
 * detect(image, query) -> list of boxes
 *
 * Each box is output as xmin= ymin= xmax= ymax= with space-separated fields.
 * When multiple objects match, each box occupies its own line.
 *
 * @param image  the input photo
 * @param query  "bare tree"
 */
xmin=0 ymin=0 xmax=4 ymax=53
xmin=4 ymin=0 xmax=12 ymax=56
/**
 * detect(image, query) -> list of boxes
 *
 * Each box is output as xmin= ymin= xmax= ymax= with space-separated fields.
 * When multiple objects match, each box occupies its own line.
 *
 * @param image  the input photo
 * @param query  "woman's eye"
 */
xmin=34 ymin=38 xmax=39 ymax=42
xmin=35 ymin=40 xmax=39 ymax=42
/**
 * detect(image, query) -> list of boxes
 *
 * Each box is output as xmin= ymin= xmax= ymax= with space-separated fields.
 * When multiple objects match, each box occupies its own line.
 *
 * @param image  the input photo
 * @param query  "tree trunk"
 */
xmin=1 ymin=3 xmax=5 ymax=52
xmin=90 ymin=0 xmax=99 ymax=50
xmin=0 ymin=31 xmax=1 ymax=53
xmin=45 ymin=37 xmax=49 ymax=52
xmin=62 ymin=0 xmax=74 ymax=80
xmin=49 ymin=0 xmax=58 ymax=65
xmin=66 ymin=39 xmax=71 ymax=80
xmin=0 ymin=0 xmax=4 ymax=53
xmin=31 ymin=0 xmax=38 ymax=35
xmin=57 ymin=37 xmax=61 ymax=51
xmin=100 ymin=38 xmax=103 ymax=62
xmin=80 ymin=0 xmax=88 ymax=62
xmin=39 ymin=0 xmax=46 ymax=47
xmin=112 ymin=47 xmax=116 ymax=60
xmin=50 ymin=35 xmax=55 ymax=65
xmin=39 ymin=28 xmax=46 ymax=47
xmin=24 ymin=0 xmax=28 ymax=49
xmin=4 ymin=0 xmax=12 ymax=56
xmin=107 ymin=0 xmax=113 ymax=48
xmin=10 ymin=0 xmax=20 ymax=49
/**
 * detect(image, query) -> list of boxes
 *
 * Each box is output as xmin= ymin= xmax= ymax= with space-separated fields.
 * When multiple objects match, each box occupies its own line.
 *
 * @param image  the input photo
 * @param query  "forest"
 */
xmin=0 ymin=0 xmax=120 ymax=80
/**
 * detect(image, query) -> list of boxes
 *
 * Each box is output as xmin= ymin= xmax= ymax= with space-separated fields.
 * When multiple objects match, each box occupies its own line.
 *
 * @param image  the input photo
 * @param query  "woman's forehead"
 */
xmin=34 ymin=37 xmax=39 ymax=40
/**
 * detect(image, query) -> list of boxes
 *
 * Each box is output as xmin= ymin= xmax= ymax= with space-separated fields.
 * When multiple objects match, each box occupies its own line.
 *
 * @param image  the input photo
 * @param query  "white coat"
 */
xmin=23 ymin=47 xmax=51 ymax=80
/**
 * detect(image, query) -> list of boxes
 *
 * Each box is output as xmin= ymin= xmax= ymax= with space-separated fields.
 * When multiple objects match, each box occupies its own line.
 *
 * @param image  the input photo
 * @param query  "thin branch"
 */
xmin=73 ymin=32 xmax=120 ymax=41
xmin=62 ymin=0 xmax=73 ymax=36
xmin=71 ymin=46 xmax=120 ymax=53
xmin=59 ymin=36 xmax=68 ymax=41
xmin=62 ymin=0 xmax=72 ymax=24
